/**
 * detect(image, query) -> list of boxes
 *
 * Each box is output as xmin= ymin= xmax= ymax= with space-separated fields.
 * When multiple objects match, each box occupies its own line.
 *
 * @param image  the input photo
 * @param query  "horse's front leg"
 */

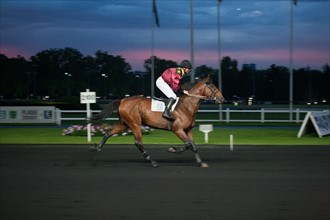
xmin=186 ymin=140 xmax=209 ymax=168
xmin=167 ymin=143 xmax=190 ymax=154
xmin=167 ymin=128 xmax=193 ymax=154
xmin=185 ymin=129 xmax=209 ymax=167
xmin=170 ymin=129 xmax=209 ymax=168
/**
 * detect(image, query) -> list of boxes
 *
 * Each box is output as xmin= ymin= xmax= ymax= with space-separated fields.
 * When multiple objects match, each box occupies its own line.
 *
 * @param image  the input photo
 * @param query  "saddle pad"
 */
xmin=151 ymin=98 xmax=179 ymax=112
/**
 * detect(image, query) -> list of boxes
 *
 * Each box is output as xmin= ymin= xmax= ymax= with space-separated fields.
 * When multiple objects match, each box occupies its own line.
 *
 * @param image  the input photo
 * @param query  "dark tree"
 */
xmin=0 ymin=54 xmax=31 ymax=99
xmin=93 ymin=50 xmax=132 ymax=97
xmin=30 ymin=47 xmax=85 ymax=98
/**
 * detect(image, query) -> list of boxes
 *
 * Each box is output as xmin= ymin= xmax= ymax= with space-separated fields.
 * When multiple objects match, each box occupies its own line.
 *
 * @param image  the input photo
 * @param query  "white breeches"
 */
xmin=156 ymin=77 xmax=177 ymax=99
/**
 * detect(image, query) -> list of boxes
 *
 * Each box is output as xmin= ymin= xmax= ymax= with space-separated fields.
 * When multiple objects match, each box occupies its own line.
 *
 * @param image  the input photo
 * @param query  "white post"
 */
xmin=199 ymin=124 xmax=213 ymax=144
xmin=296 ymin=108 xmax=300 ymax=123
xmin=80 ymin=89 xmax=96 ymax=143
xmin=55 ymin=108 xmax=61 ymax=126
xmin=230 ymin=134 xmax=234 ymax=151
xmin=261 ymin=108 xmax=265 ymax=123
xmin=226 ymin=108 xmax=230 ymax=123
xmin=205 ymin=132 xmax=209 ymax=144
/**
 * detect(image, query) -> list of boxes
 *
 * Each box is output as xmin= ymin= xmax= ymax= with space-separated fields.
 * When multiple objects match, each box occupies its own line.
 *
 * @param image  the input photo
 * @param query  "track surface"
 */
xmin=1 ymin=144 xmax=329 ymax=220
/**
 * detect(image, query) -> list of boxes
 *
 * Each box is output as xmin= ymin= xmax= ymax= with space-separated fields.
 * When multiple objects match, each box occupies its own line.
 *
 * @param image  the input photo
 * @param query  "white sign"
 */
xmin=199 ymin=124 xmax=213 ymax=133
xmin=80 ymin=92 xmax=96 ymax=104
xmin=199 ymin=124 xmax=213 ymax=143
xmin=298 ymin=111 xmax=330 ymax=138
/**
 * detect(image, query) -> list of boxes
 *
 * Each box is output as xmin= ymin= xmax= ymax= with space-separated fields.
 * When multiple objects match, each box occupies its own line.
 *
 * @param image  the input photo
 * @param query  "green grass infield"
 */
xmin=0 ymin=126 xmax=329 ymax=145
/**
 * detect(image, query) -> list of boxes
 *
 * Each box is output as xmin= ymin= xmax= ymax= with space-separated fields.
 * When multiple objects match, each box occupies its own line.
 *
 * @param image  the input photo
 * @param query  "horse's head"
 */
xmin=195 ymin=75 xmax=225 ymax=104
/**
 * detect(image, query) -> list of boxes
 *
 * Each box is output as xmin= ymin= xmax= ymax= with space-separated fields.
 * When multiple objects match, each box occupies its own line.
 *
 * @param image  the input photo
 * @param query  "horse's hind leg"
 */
xmin=90 ymin=132 xmax=109 ymax=152
xmin=131 ymin=126 xmax=158 ymax=168
xmin=135 ymin=140 xmax=158 ymax=168
xmin=90 ymin=123 xmax=127 ymax=152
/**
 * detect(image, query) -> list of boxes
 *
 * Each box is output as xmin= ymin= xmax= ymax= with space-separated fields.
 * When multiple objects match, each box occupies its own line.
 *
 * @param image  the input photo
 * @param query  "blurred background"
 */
xmin=1 ymin=0 xmax=329 ymax=115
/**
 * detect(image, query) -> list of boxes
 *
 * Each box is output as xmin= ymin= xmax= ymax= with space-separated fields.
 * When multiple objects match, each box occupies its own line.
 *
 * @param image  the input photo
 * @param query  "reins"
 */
xmin=185 ymin=83 xmax=217 ymax=100
xmin=185 ymin=93 xmax=207 ymax=99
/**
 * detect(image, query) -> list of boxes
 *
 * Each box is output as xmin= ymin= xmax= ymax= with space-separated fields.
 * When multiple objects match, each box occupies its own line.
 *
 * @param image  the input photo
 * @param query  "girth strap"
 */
xmin=167 ymin=120 xmax=173 ymax=130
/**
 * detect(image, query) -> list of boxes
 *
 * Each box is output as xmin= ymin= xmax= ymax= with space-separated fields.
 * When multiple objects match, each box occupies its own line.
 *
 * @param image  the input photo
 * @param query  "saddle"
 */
xmin=152 ymin=96 xmax=169 ymax=103
xmin=151 ymin=97 xmax=179 ymax=112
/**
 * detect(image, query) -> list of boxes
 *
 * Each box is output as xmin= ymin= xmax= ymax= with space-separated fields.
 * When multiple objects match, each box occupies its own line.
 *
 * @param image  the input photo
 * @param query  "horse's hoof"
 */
xmin=167 ymin=147 xmax=177 ymax=153
xmin=89 ymin=146 xmax=96 ymax=152
xmin=151 ymin=161 xmax=159 ymax=168
xmin=199 ymin=162 xmax=209 ymax=168
xmin=89 ymin=144 xmax=100 ymax=152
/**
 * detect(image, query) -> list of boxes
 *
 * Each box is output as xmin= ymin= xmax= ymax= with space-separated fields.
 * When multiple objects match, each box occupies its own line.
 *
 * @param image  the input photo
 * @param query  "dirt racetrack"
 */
xmin=0 ymin=144 xmax=329 ymax=220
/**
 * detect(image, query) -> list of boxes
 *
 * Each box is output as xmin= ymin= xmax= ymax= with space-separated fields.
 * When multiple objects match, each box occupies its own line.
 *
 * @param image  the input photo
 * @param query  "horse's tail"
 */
xmin=89 ymin=99 xmax=121 ymax=123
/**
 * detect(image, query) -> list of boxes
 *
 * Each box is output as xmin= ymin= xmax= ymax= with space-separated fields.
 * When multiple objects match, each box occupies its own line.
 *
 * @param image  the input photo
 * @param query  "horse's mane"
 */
xmin=180 ymin=75 xmax=211 ymax=91
xmin=180 ymin=81 xmax=195 ymax=90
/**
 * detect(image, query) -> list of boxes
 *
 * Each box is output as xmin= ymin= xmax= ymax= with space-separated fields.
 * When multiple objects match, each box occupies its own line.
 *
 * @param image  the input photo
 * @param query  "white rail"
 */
xmin=55 ymin=108 xmax=313 ymax=125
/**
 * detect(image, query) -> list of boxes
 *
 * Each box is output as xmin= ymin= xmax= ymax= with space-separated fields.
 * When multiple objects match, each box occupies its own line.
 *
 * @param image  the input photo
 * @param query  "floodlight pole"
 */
xmin=217 ymin=1 xmax=223 ymax=121
xmin=151 ymin=6 xmax=155 ymax=97
xmin=289 ymin=1 xmax=294 ymax=122
xmin=190 ymin=0 xmax=195 ymax=82
xmin=86 ymin=89 xmax=92 ymax=143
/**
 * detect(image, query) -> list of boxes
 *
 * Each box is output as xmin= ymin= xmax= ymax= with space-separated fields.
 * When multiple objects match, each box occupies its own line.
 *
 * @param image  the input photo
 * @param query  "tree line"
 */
xmin=0 ymin=47 xmax=329 ymax=104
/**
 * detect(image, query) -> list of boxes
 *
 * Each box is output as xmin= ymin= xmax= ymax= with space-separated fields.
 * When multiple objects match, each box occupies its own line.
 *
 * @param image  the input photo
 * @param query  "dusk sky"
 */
xmin=1 ymin=0 xmax=329 ymax=71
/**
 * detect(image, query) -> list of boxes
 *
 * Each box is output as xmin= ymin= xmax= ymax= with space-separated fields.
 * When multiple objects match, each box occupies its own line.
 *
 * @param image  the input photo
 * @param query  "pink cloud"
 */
xmin=121 ymin=47 xmax=328 ymax=71
xmin=212 ymin=48 xmax=328 ymax=69
xmin=2 ymin=44 xmax=327 ymax=71
xmin=120 ymin=49 xmax=193 ymax=71
xmin=0 ymin=45 xmax=31 ymax=59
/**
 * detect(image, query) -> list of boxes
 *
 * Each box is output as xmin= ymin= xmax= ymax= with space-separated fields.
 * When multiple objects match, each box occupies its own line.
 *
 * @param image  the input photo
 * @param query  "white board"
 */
xmin=199 ymin=124 xmax=213 ymax=133
xmin=80 ymin=91 xmax=96 ymax=104
xmin=297 ymin=111 xmax=330 ymax=138
xmin=199 ymin=124 xmax=213 ymax=144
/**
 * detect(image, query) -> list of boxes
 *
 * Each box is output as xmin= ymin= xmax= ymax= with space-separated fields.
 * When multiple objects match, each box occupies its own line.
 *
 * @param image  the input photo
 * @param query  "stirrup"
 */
xmin=163 ymin=111 xmax=175 ymax=120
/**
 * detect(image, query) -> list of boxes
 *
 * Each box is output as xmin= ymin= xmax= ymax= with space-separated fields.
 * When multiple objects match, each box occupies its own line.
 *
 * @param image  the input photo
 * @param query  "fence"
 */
xmin=55 ymin=108 xmax=315 ymax=125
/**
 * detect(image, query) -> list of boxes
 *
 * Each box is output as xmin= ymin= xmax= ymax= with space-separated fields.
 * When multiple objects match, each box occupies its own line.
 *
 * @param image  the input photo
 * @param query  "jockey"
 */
xmin=156 ymin=60 xmax=192 ymax=120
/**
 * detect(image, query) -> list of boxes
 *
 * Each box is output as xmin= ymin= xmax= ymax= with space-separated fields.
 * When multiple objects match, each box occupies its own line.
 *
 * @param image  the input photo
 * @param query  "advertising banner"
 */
xmin=0 ymin=106 xmax=56 ymax=123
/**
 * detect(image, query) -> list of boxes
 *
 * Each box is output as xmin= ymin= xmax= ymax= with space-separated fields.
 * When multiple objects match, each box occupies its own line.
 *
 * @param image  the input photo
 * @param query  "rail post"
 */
xmin=55 ymin=108 xmax=62 ymax=126
xmin=296 ymin=108 xmax=300 ymax=123
xmin=226 ymin=108 xmax=230 ymax=123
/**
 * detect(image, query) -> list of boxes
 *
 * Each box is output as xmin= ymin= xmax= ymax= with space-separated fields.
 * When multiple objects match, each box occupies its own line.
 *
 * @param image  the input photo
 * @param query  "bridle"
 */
xmin=204 ymin=81 xmax=219 ymax=101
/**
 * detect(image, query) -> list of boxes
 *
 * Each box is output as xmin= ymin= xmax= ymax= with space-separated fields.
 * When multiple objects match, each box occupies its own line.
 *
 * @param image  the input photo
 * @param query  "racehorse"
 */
xmin=89 ymin=75 xmax=224 ymax=168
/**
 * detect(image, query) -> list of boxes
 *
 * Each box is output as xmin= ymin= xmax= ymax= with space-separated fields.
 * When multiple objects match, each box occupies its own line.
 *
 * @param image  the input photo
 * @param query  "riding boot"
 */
xmin=163 ymin=98 xmax=176 ymax=120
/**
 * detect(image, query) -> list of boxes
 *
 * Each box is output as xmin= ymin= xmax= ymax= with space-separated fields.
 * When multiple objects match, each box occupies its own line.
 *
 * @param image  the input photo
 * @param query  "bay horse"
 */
xmin=89 ymin=75 xmax=224 ymax=167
